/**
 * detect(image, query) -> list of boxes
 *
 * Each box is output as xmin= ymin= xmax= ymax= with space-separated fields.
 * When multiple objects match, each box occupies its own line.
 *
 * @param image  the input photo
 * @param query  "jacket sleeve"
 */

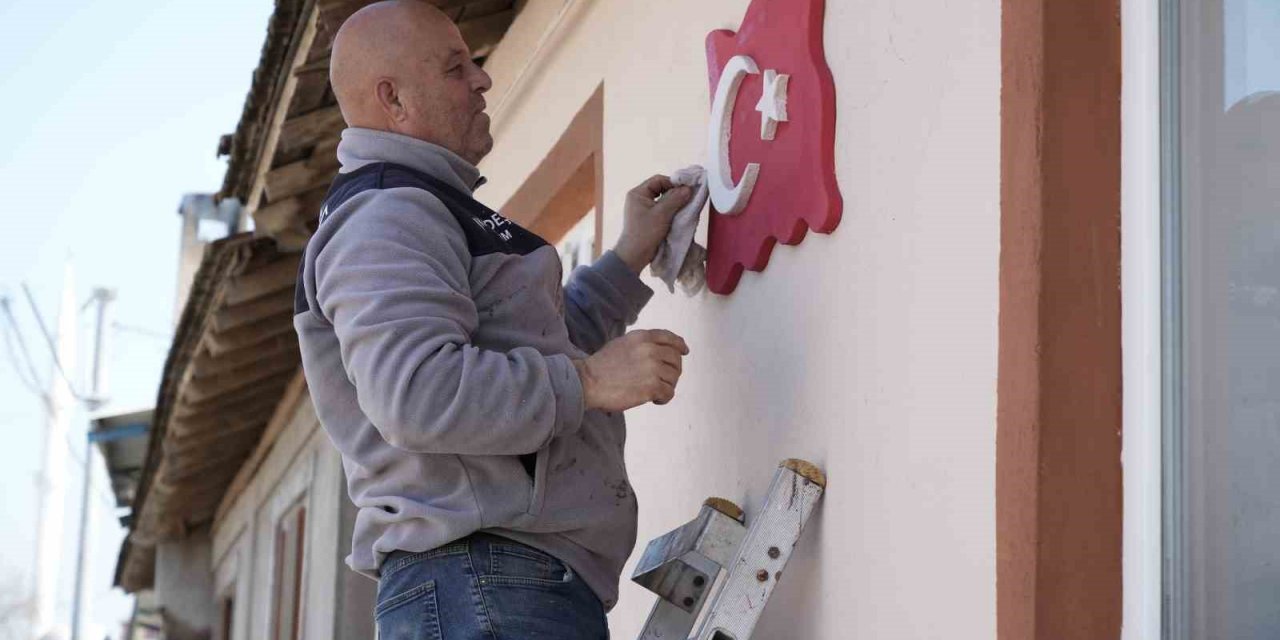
xmin=313 ymin=188 xmax=585 ymax=456
xmin=562 ymin=250 xmax=655 ymax=354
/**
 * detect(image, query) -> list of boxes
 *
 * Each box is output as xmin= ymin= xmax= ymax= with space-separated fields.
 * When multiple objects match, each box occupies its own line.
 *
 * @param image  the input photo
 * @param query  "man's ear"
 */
xmin=374 ymin=79 xmax=405 ymax=123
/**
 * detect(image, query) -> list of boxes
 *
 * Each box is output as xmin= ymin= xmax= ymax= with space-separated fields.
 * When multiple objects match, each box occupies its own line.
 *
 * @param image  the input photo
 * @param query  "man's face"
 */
xmin=397 ymin=25 xmax=493 ymax=164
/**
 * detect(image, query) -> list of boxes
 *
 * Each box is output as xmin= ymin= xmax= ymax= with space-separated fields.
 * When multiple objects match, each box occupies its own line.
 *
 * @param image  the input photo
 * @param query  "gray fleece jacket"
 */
xmin=294 ymin=128 xmax=653 ymax=610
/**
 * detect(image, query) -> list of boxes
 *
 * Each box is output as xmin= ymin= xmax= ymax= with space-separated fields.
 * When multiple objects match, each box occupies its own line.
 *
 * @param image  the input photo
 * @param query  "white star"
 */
xmin=755 ymin=69 xmax=790 ymax=141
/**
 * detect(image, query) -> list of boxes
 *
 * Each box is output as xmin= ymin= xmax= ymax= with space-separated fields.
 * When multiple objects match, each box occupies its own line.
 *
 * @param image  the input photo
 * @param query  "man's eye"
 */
xmin=448 ymin=65 xmax=463 ymax=75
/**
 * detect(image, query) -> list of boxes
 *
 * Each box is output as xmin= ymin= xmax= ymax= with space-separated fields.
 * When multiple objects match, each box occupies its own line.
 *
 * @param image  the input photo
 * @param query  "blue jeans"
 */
xmin=375 ymin=533 xmax=609 ymax=639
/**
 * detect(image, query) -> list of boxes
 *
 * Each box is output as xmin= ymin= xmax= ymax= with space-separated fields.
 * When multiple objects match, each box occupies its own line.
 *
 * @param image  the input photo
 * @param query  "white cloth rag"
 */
xmin=649 ymin=165 xmax=709 ymax=296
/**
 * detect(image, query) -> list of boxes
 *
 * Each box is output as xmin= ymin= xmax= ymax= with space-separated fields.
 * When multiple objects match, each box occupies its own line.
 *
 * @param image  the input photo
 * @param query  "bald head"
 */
xmin=331 ymin=1 xmax=494 ymax=163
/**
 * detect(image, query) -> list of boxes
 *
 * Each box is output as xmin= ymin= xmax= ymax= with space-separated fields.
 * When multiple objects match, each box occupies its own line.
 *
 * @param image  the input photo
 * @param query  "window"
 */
xmin=217 ymin=594 xmax=235 ymax=640
xmin=500 ymin=86 xmax=603 ymax=274
xmin=1163 ymin=0 xmax=1280 ymax=637
xmin=559 ymin=210 xmax=599 ymax=284
xmin=271 ymin=502 xmax=307 ymax=640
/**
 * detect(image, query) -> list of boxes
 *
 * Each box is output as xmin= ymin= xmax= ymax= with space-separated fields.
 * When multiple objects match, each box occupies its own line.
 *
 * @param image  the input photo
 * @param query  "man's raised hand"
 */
xmin=613 ymin=175 xmax=695 ymax=274
xmin=573 ymin=329 xmax=690 ymax=411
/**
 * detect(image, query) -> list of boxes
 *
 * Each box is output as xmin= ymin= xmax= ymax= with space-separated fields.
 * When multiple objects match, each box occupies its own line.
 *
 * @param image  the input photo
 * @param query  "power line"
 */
xmin=112 ymin=322 xmax=171 ymax=342
xmin=3 ymin=291 xmax=118 ymax=509
xmin=1 ymin=320 xmax=44 ymax=397
xmin=1 ymin=297 xmax=46 ymax=389
xmin=61 ymin=436 xmax=122 ymax=511
xmin=1 ymin=332 xmax=47 ymax=403
xmin=32 ymin=465 xmax=120 ymax=516
xmin=0 ymin=298 xmax=51 ymax=408
xmin=25 ymin=426 xmax=121 ymax=511
xmin=20 ymin=283 xmax=87 ymax=401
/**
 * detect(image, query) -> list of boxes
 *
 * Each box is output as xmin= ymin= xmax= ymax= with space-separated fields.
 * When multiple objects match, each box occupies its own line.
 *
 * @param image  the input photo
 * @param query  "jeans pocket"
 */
xmin=486 ymin=542 xmax=573 ymax=587
xmin=375 ymin=580 xmax=442 ymax=640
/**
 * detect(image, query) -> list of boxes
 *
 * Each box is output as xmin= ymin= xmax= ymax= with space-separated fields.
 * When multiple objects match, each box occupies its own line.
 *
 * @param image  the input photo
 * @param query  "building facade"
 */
xmin=113 ymin=0 xmax=1280 ymax=638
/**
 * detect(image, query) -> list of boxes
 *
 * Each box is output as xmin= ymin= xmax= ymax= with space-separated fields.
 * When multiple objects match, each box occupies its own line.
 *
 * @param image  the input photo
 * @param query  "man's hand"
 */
xmin=573 ymin=329 xmax=690 ymax=411
xmin=614 ymin=175 xmax=695 ymax=274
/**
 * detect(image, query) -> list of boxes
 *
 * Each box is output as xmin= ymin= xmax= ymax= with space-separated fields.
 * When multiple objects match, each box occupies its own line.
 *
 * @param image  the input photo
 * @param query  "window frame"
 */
xmin=1120 ymin=0 xmax=1166 ymax=638
xmin=1137 ymin=0 xmax=1280 ymax=636
xmin=213 ymin=528 xmax=247 ymax=640
xmin=498 ymin=84 xmax=604 ymax=252
xmin=1157 ymin=0 xmax=1190 ymax=637
xmin=270 ymin=499 xmax=308 ymax=640
xmin=217 ymin=593 xmax=236 ymax=640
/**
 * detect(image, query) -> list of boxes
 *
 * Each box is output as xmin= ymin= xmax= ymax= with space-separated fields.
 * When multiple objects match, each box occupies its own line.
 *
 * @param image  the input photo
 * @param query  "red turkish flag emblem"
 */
xmin=704 ymin=0 xmax=842 ymax=295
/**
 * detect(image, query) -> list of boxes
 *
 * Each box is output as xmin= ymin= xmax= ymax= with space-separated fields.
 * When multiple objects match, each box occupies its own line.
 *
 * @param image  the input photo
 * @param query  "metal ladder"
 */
xmin=631 ymin=459 xmax=826 ymax=640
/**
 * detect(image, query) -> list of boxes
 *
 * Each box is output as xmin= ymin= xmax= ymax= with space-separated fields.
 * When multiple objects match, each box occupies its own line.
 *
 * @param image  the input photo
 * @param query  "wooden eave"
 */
xmin=118 ymin=235 xmax=300 ymax=592
xmin=219 ymin=0 xmax=520 ymax=252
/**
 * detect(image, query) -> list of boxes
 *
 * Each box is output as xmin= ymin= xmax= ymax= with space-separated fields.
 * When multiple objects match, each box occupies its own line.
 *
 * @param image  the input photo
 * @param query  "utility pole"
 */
xmin=86 ymin=288 xmax=113 ymax=410
xmin=70 ymin=288 xmax=114 ymax=640
xmin=31 ymin=264 xmax=77 ymax=640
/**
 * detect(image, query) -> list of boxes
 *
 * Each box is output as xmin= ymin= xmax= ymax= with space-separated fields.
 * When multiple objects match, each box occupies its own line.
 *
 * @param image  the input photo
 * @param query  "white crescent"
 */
xmin=707 ymin=55 xmax=760 ymax=215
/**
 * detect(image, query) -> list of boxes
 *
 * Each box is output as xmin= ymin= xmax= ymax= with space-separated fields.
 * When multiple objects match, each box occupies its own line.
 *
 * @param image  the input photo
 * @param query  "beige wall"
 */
xmin=212 ymin=396 xmax=355 ymax=640
xmin=478 ymin=0 xmax=1000 ymax=636
xmin=154 ymin=532 xmax=215 ymax=640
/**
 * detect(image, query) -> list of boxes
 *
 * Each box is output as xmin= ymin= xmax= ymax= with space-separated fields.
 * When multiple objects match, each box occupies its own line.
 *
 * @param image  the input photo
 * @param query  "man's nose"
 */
xmin=473 ymin=65 xmax=493 ymax=94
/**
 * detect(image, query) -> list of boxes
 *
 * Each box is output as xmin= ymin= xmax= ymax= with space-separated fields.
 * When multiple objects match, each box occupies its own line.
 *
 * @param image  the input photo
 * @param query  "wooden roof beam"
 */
xmin=460 ymin=9 xmax=516 ymax=57
xmin=456 ymin=0 xmax=514 ymax=21
xmin=174 ymin=368 xmax=296 ymax=416
xmin=286 ymin=62 xmax=332 ymax=119
xmin=244 ymin=7 xmax=322 ymax=217
xmin=187 ymin=335 xmax=299 ymax=379
xmin=316 ymin=0 xmax=514 ymax=56
xmin=133 ymin=468 xmax=188 ymax=544
xmin=166 ymin=476 xmax=249 ymax=521
xmin=274 ymin=106 xmax=346 ymax=161
xmin=117 ymin=541 xmax=156 ymax=593
xmin=171 ymin=384 xmax=286 ymax=423
xmin=209 ymin=288 xmax=296 ymax=334
xmin=180 ymin=356 xmax=299 ymax=406
xmin=164 ymin=444 xmax=258 ymax=486
xmin=264 ymin=158 xmax=339 ymax=205
xmin=435 ymin=0 xmax=483 ymax=9
xmin=164 ymin=417 xmax=272 ymax=461
xmin=223 ymin=256 xmax=302 ymax=307
xmin=254 ymin=193 xmax=309 ymax=235
xmin=167 ymin=397 xmax=274 ymax=436
xmin=164 ymin=424 xmax=266 ymax=470
xmin=215 ymin=372 xmax=309 ymax=523
xmin=201 ymin=310 xmax=297 ymax=357
xmin=254 ymin=186 xmax=328 ymax=252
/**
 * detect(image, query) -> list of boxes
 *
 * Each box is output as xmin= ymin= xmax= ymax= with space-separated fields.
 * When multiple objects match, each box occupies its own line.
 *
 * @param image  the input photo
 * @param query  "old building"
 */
xmin=114 ymin=0 xmax=1280 ymax=638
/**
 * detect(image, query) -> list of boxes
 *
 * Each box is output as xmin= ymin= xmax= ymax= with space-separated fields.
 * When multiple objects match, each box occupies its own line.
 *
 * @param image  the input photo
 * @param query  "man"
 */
xmin=293 ymin=1 xmax=694 ymax=637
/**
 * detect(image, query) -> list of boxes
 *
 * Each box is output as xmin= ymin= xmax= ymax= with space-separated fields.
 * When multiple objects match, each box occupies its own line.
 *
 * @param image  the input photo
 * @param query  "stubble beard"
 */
xmin=468 ymin=112 xmax=494 ymax=164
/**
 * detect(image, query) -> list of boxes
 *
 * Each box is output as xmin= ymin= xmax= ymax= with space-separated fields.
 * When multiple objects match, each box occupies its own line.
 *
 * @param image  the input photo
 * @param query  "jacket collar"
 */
xmin=335 ymin=128 xmax=486 ymax=195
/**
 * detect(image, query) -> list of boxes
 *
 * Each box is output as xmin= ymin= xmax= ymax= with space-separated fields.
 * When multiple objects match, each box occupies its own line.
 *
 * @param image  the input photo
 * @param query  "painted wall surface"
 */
xmin=154 ymin=533 xmax=215 ymax=639
xmin=211 ymin=396 xmax=359 ymax=640
xmin=477 ymin=0 xmax=1000 ymax=636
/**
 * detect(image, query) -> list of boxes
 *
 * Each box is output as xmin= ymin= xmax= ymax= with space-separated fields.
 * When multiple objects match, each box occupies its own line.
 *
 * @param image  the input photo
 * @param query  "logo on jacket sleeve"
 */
xmin=470 ymin=212 xmax=516 ymax=242
xmin=705 ymin=0 xmax=842 ymax=295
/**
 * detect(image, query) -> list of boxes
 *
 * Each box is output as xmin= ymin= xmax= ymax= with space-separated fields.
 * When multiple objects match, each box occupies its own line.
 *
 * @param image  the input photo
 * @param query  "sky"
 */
xmin=0 ymin=1 xmax=272 ymax=637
